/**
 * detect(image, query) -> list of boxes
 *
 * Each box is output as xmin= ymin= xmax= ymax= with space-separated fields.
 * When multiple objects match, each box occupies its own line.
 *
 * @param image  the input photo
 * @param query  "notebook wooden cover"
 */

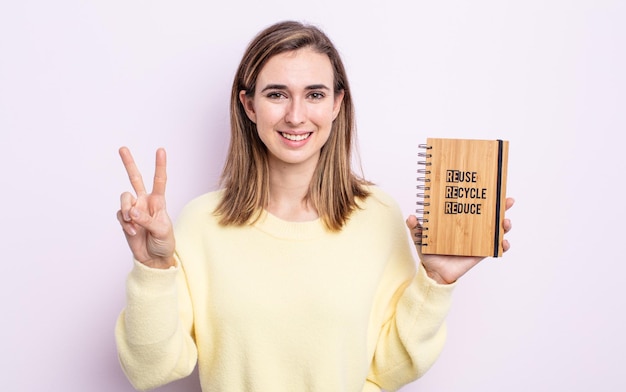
xmin=417 ymin=138 xmax=509 ymax=257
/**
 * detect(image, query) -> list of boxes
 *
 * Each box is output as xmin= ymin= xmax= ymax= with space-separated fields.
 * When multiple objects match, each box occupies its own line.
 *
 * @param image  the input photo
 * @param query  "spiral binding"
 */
xmin=415 ymin=144 xmax=432 ymax=246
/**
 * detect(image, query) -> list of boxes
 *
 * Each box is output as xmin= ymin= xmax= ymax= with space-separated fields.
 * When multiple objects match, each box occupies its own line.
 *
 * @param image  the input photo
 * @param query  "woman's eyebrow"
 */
xmin=305 ymin=84 xmax=331 ymax=91
xmin=260 ymin=83 xmax=331 ymax=92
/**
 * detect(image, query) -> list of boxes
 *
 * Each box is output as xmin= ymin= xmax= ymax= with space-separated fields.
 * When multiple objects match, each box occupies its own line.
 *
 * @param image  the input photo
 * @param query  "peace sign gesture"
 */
xmin=116 ymin=147 xmax=176 ymax=269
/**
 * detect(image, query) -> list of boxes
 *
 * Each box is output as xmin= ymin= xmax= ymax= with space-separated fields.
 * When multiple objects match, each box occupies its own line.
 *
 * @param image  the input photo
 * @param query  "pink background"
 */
xmin=2 ymin=1 xmax=624 ymax=391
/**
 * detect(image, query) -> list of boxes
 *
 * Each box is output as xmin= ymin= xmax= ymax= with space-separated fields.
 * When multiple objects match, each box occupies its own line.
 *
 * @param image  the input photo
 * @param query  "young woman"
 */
xmin=116 ymin=20 xmax=513 ymax=392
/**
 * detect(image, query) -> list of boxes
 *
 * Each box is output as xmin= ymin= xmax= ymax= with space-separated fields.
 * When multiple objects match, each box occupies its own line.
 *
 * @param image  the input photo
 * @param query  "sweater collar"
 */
xmin=252 ymin=210 xmax=328 ymax=240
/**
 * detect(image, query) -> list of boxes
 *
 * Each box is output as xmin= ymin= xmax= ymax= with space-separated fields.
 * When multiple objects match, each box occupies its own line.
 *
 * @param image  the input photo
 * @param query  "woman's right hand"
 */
xmin=117 ymin=147 xmax=176 ymax=269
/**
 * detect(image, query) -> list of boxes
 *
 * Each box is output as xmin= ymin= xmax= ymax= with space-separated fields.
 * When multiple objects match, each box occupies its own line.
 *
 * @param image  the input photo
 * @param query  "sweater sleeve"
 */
xmin=366 ymin=262 xmax=455 ymax=391
xmin=115 ymin=258 xmax=197 ymax=391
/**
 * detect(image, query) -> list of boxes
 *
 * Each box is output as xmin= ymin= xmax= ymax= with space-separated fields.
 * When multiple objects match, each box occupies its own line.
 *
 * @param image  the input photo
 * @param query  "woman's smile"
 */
xmin=280 ymin=131 xmax=312 ymax=142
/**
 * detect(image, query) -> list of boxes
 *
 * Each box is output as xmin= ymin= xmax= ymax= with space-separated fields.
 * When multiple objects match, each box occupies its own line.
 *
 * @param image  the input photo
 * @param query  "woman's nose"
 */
xmin=284 ymin=97 xmax=306 ymax=125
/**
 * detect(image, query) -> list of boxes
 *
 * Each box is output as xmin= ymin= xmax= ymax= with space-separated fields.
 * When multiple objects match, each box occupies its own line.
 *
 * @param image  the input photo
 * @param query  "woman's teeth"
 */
xmin=281 ymin=132 xmax=311 ymax=141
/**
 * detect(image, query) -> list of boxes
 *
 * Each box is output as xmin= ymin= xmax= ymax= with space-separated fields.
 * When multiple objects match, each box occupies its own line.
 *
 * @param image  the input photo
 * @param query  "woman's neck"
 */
xmin=266 ymin=160 xmax=319 ymax=222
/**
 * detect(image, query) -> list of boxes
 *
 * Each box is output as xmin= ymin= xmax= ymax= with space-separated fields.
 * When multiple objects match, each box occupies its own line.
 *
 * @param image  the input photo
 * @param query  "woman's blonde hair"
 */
xmin=215 ymin=20 xmax=371 ymax=231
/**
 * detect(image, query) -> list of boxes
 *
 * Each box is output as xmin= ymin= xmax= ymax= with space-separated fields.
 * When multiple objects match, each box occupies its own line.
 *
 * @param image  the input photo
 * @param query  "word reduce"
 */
xmin=444 ymin=170 xmax=487 ymax=214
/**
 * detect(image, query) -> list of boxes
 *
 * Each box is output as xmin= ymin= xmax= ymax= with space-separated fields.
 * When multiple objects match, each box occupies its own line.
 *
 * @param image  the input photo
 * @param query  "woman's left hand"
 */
xmin=406 ymin=197 xmax=515 ymax=285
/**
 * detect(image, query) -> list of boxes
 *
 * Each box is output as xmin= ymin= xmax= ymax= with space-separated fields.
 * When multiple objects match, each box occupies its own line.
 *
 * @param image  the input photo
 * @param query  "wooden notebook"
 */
xmin=416 ymin=138 xmax=509 ymax=257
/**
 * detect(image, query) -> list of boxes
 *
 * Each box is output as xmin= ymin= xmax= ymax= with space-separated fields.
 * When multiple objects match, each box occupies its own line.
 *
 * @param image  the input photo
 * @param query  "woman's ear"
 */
xmin=332 ymin=89 xmax=345 ymax=120
xmin=239 ymin=90 xmax=256 ymax=123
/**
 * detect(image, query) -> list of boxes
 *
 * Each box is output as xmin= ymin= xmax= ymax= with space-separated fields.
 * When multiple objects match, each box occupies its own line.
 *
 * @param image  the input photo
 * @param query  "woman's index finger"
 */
xmin=152 ymin=148 xmax=167 ymax=196
xmin=119 ymin=146 xmax=147 ymax=195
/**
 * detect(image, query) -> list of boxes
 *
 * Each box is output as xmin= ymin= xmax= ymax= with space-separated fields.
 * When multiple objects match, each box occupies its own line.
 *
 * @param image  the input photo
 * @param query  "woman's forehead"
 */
xmin=256 ymin=48 xmax=334 ymax=89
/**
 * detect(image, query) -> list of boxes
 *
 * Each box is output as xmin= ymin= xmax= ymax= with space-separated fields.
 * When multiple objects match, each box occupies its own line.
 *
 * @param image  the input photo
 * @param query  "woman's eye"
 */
xmin=267 ymin=92 xmax=286 ymax=99
xmin=308 ymin=92 xmax=325 ymax=100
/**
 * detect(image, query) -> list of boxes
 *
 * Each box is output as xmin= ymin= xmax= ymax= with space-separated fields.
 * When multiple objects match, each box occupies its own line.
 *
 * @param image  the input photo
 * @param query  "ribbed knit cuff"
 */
xmin=416 ymin=262 xmax=457 ymax=295
xmin=397 ymin=262 xmax=455 ymax=343
xmin=123 ymin=259 xmax=181 ymax=345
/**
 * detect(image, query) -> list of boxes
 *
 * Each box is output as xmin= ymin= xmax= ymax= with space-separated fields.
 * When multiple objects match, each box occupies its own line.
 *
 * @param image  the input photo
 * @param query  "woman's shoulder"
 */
xmin=361 ymin=185 xmax=400 ymax=210
xmin=177 ymin=189 xmax=224 ymax=223
xmin=349 ymin=185 xmax=407 ymax=236
xmin=185 ymin=189 xmax=223 ymax=207
xmin=355 ymin=185 xmax=405 ymax=225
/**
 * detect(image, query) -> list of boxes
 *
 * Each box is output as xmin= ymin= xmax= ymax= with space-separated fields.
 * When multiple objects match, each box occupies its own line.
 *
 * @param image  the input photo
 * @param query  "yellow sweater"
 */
xmin=115 ymin=186 xmax=455 ymax=391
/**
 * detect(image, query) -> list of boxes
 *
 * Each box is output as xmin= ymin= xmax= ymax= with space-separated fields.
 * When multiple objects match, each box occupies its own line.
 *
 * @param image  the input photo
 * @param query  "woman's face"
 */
xmin=240 ymin=47 xmax=344 ymax=171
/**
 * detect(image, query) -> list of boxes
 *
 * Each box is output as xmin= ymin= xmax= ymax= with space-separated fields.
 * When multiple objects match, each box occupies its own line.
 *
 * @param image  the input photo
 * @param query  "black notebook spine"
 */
xmin=492 ymin=139 xmax=504 ymax=257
